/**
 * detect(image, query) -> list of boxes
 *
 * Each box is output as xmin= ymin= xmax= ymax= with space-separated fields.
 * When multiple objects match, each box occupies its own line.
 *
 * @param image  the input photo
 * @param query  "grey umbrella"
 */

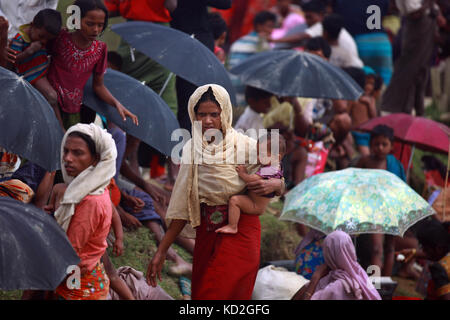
xmin=0 ymin=197 xmax=80 ymax=290
xmin=229 ymin=50 xmax=363 ymax=100
xmin=0 ymin=67 xmax=64 ymax=171
xmin=83 ymin=69 xmax=180 ymax=157
xmin=110 ymin=21 xmax=237 ymax=105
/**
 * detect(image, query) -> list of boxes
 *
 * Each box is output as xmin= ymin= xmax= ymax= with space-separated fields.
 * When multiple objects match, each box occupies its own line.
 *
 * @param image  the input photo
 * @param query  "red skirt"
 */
xmin=191 ymin=204 xmax=261 ymax=300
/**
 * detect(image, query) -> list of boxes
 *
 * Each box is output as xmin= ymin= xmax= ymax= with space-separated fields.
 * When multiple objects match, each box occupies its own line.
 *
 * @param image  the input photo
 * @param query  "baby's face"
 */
xmin=29 ymin=26 xmax=55 ymax=46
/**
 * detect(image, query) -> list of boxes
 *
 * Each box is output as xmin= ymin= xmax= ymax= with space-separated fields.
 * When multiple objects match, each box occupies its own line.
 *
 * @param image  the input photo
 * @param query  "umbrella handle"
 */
xmin=159 ymin=72 xmax=174 ymax=97
xmin=406 ymin=144 xmax=415 ymax=182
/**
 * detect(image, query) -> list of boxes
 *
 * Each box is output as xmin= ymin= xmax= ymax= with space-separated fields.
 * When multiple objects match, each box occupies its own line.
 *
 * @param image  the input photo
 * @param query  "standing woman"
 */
xmin=146 ymin=84 xmax=285 ymax=299
xmin=50 ymin=123 xmax=117 ymax=300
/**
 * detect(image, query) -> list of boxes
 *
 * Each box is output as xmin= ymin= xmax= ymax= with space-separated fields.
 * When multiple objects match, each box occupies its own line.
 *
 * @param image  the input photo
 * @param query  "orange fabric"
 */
xmin=104 ymin=0 xmax=171 ymax=23
xmin=0 ymin=179 xmax=34 ymax=203
xmin=66 ymin=190 xmax=112 ymax=273
xmin=55 ymin=262 xmax=109 ymax=300
xmin=150 ymin=155 xmax=165 ymax=178
xmin=107 ymin=178 xmax=121 ymax=207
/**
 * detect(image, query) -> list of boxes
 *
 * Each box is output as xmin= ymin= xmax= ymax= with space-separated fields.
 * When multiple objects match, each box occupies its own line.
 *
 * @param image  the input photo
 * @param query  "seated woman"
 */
xmin=292 ymin=230 xmax=381 ymax=300
xmin=147 ymin=84 xmax=285 ymax=300
xmin=46 ymin=123 xmax=117 ymax=300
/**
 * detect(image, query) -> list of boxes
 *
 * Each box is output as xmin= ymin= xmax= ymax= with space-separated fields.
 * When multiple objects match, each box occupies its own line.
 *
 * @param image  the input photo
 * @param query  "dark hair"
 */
xmin=68 ymin=131 xmax=97 ymax=156
xmin=73 ymin=0 xmax=109 ymax=32
xmin=207 ymin=12 xmax=228 ymax=40
xmin=245 ymin=86 xmax=273 ymax=102
xmin=416 ymin=218 xmax=450 ymax=252
xmin=371 ymin=124 xmax=394 ymax=141
xmin=366 ymin=73 xmax=383 ymax=91
xmin=193 ymin=86 xmax=220 ymax=113
xmin=422 ymin=155 xmax=447 ymax=180
xmin=107 ymin=51 xmax=123 ymax=70
xmin=342 ymin=67 xmax=366 ymax=89
xmin=33 ymin=9 xmax=62 ymax=36
xmin=322 ymin=14 xmax=343 ymax=40
xmin=258 ymin=131 xmax=287 ymax=157
xmin=305 ymin=36 xmax=331 ymax=58
xmin=253 ymin=11 xmax=277 ymax=29
xmin=301 ymin=0 xmax=326 ymax=14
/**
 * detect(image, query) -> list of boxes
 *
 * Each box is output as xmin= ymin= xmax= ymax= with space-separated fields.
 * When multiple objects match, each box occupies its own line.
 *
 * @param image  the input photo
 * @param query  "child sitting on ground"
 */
xmin=5 ymin=9 xmax=61 ymax=110
xmin=216 ymin=132 xmax=286 ymax=234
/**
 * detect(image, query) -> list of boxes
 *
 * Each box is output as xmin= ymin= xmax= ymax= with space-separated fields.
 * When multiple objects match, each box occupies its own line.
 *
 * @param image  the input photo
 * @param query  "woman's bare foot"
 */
xmin=168 ymin=262 xmax=192 ymax=277
xmin=215 ymin=225 xmax=238 ymax=234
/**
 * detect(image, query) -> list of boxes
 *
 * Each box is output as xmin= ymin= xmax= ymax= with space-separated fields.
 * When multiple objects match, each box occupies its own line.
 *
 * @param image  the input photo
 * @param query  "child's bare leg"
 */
xmin=216 ymin=194 xmax=265 ymax=234
xmin=382 ymin=235 xmax=395 ymax=276
xmin=145 ymin=220 xmax=192 ymax=275
xmin=125 ymin=135 xmax=141 ymax=176
xmin=102 ymin=252 xmax=135 ymax=300
xmin=370 ymin=234 xmax=384 ymax=272
xmin=34 ymin=77 xmax=64 ymax=130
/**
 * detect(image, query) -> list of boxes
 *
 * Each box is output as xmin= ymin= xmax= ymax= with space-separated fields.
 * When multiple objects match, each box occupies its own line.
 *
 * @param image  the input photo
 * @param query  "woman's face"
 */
xmin=79 ymin=9 xmax=105 ymax=42
xmin=195 ymin=101 xmax=222 ymax=134
xmin=63 ymin=136 xmax=98 ymax=177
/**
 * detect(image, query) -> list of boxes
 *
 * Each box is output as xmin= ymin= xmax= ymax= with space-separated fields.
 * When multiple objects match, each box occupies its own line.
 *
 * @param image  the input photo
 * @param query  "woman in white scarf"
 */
xmin=51 ymin=123 xmax=117 ymax=300
xmin=146 ymin=84 xmax=285 ymax=299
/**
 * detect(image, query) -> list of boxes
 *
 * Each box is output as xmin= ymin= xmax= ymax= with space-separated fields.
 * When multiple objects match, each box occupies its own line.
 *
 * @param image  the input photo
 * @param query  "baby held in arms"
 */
xmin=216 ymin=132 xmax=286 ymax=234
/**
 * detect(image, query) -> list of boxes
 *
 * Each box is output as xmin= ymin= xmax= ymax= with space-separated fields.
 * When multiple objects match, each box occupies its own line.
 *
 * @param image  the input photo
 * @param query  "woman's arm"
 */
xmin=246 ymin=177 xmax=285 ymax=196
xmin=292 ymin=264 xmax=329 ymax=300
xmin=110 ymin=205 xmax=124 ymax=257
xmin=33 ymin=171 xmax=56 ymax=209
xmin=92 ymin=73 xmax=139 ymax=125
xmin=146 ymin=219 xmax=187 ymax=287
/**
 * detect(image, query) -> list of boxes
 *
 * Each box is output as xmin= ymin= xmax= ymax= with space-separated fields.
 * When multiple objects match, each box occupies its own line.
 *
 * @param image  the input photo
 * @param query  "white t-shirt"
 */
xmin=329 ymin=44 xmax=364 ymax=68
xmin=234 ymin=107 xmax=265 ymax=136
xmin=395 ymin=0 xmax=423 ymax=16
xmin=305 ymin=22 xmax=361 ymax=64
xmin=0 ymin=0 xmax=59 ymax=39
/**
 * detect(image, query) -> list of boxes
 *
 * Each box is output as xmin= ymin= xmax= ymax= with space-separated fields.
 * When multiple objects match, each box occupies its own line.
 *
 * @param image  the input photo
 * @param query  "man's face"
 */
xmin=304 ymin=11 xmax=322 ymax=27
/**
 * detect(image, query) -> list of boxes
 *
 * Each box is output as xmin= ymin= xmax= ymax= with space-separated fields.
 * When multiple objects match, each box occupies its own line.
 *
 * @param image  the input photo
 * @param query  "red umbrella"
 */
xmin=357 ymin=113 xmax=450 ymax=154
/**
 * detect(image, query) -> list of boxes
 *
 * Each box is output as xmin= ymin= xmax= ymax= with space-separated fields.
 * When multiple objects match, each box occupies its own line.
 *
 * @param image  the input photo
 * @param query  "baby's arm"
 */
xmin=236 ymin=165 xmax=263 ymax=184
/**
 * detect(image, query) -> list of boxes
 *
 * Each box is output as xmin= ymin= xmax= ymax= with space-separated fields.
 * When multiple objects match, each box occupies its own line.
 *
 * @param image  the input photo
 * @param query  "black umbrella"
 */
xmin=0 ymin=67 xmax=64 ymax=171
xmin=230 ymin=50 xmax=363 ymax=100
xmin=83 ymin=69 xmax=180 ymax=156
xmin=110 ymin=21 xmax=237 ymax=105
xmin=0 ymin=197 xmax=80 ymax=290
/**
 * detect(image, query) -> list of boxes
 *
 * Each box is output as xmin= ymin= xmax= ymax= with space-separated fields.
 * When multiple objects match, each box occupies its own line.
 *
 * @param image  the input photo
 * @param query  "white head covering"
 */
xmin=54 ymin=123 xmax=117 ymax=232
xmin=166 ymin=84 xmax=258 ymax=238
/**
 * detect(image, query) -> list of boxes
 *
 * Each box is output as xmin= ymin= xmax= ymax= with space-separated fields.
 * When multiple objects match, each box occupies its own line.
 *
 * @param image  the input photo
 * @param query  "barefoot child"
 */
xmin=356 ymin=124 xmax=406 ymax=276
xmin=216 ymin=133 xmax=286 ymax=234
xmin=46 ymin=0 xmax=138 ymax=130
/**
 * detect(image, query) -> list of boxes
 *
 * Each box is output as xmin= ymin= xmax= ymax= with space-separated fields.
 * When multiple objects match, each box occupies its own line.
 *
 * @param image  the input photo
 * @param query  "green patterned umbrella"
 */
xmin=280 ymin=168 xmax=435 ymax=236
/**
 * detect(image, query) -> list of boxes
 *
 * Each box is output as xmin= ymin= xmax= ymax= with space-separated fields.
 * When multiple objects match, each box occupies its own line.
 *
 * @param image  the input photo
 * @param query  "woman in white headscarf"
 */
xmin=48 ymin=123 xmax=117 ymax=300
xmin=146 ymin=84 xmax=285 ymax=300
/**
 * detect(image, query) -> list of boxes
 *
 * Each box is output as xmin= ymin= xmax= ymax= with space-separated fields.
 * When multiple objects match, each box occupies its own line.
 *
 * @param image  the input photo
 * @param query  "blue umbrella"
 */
xmin=230 ymin=50 xmax=363 ymax=100
xmin=0 ymin=66 xmax=64 ymax=171
xmin=110 ymin=21 xmax=237 ymax=105
xmin=83 ymin=69 xmax=180 ymax=156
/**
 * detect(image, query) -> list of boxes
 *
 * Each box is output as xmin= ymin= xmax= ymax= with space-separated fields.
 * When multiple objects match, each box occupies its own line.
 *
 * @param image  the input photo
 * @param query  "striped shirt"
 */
xmin=10 ymin=24 xmax=49 ymax=85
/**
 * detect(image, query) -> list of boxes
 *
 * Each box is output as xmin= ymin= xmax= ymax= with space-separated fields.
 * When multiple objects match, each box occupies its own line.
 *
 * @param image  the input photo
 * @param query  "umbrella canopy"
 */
xmin=83 ymin=69 xmax=180 ymax=156
xmin=357 ymin=113 xmax=450 ymax=154
xmin=0 ymin=66 xmax=64 ymax=171
xmin=0 ymin=197 xmax=80 ymax=290
xmin=111 ymin=21 xmax=237 ymax=105
xmin=229 ymin=50 xmax=363 ymax=100
xmin=280 ymin=168 xmax=435 ymax=236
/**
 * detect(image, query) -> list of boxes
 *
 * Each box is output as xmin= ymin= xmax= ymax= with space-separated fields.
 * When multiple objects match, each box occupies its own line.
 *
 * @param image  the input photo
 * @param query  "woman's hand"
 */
xmin=143 ymin=182 xmax=170 ymax=206
xmin=146 ymin=250 xmax=167 ymax=287
xmin=122 ymin=193 xmax=145 ymax=213
xmin=120 ymin=211 xmax=143 ymax=230
xmin=113 ymin=237 xmax=124 ymax=257
xmin=311 ymin=264 xmax=330 ymax=281
xmin=247 ymin=178 xmax=283 ymax=196
xmin=115 ymin=102 xmax=139 ymax=126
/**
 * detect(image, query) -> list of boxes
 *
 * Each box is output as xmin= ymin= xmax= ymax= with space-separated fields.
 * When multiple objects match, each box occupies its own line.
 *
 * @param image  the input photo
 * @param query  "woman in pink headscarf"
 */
xmin=292 ymin=230 xmax=381 ymax=300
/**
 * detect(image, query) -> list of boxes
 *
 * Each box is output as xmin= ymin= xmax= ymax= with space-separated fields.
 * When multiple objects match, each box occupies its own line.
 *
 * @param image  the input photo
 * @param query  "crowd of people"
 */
xmin=0 ymin=0 xmax=449 ymax=301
